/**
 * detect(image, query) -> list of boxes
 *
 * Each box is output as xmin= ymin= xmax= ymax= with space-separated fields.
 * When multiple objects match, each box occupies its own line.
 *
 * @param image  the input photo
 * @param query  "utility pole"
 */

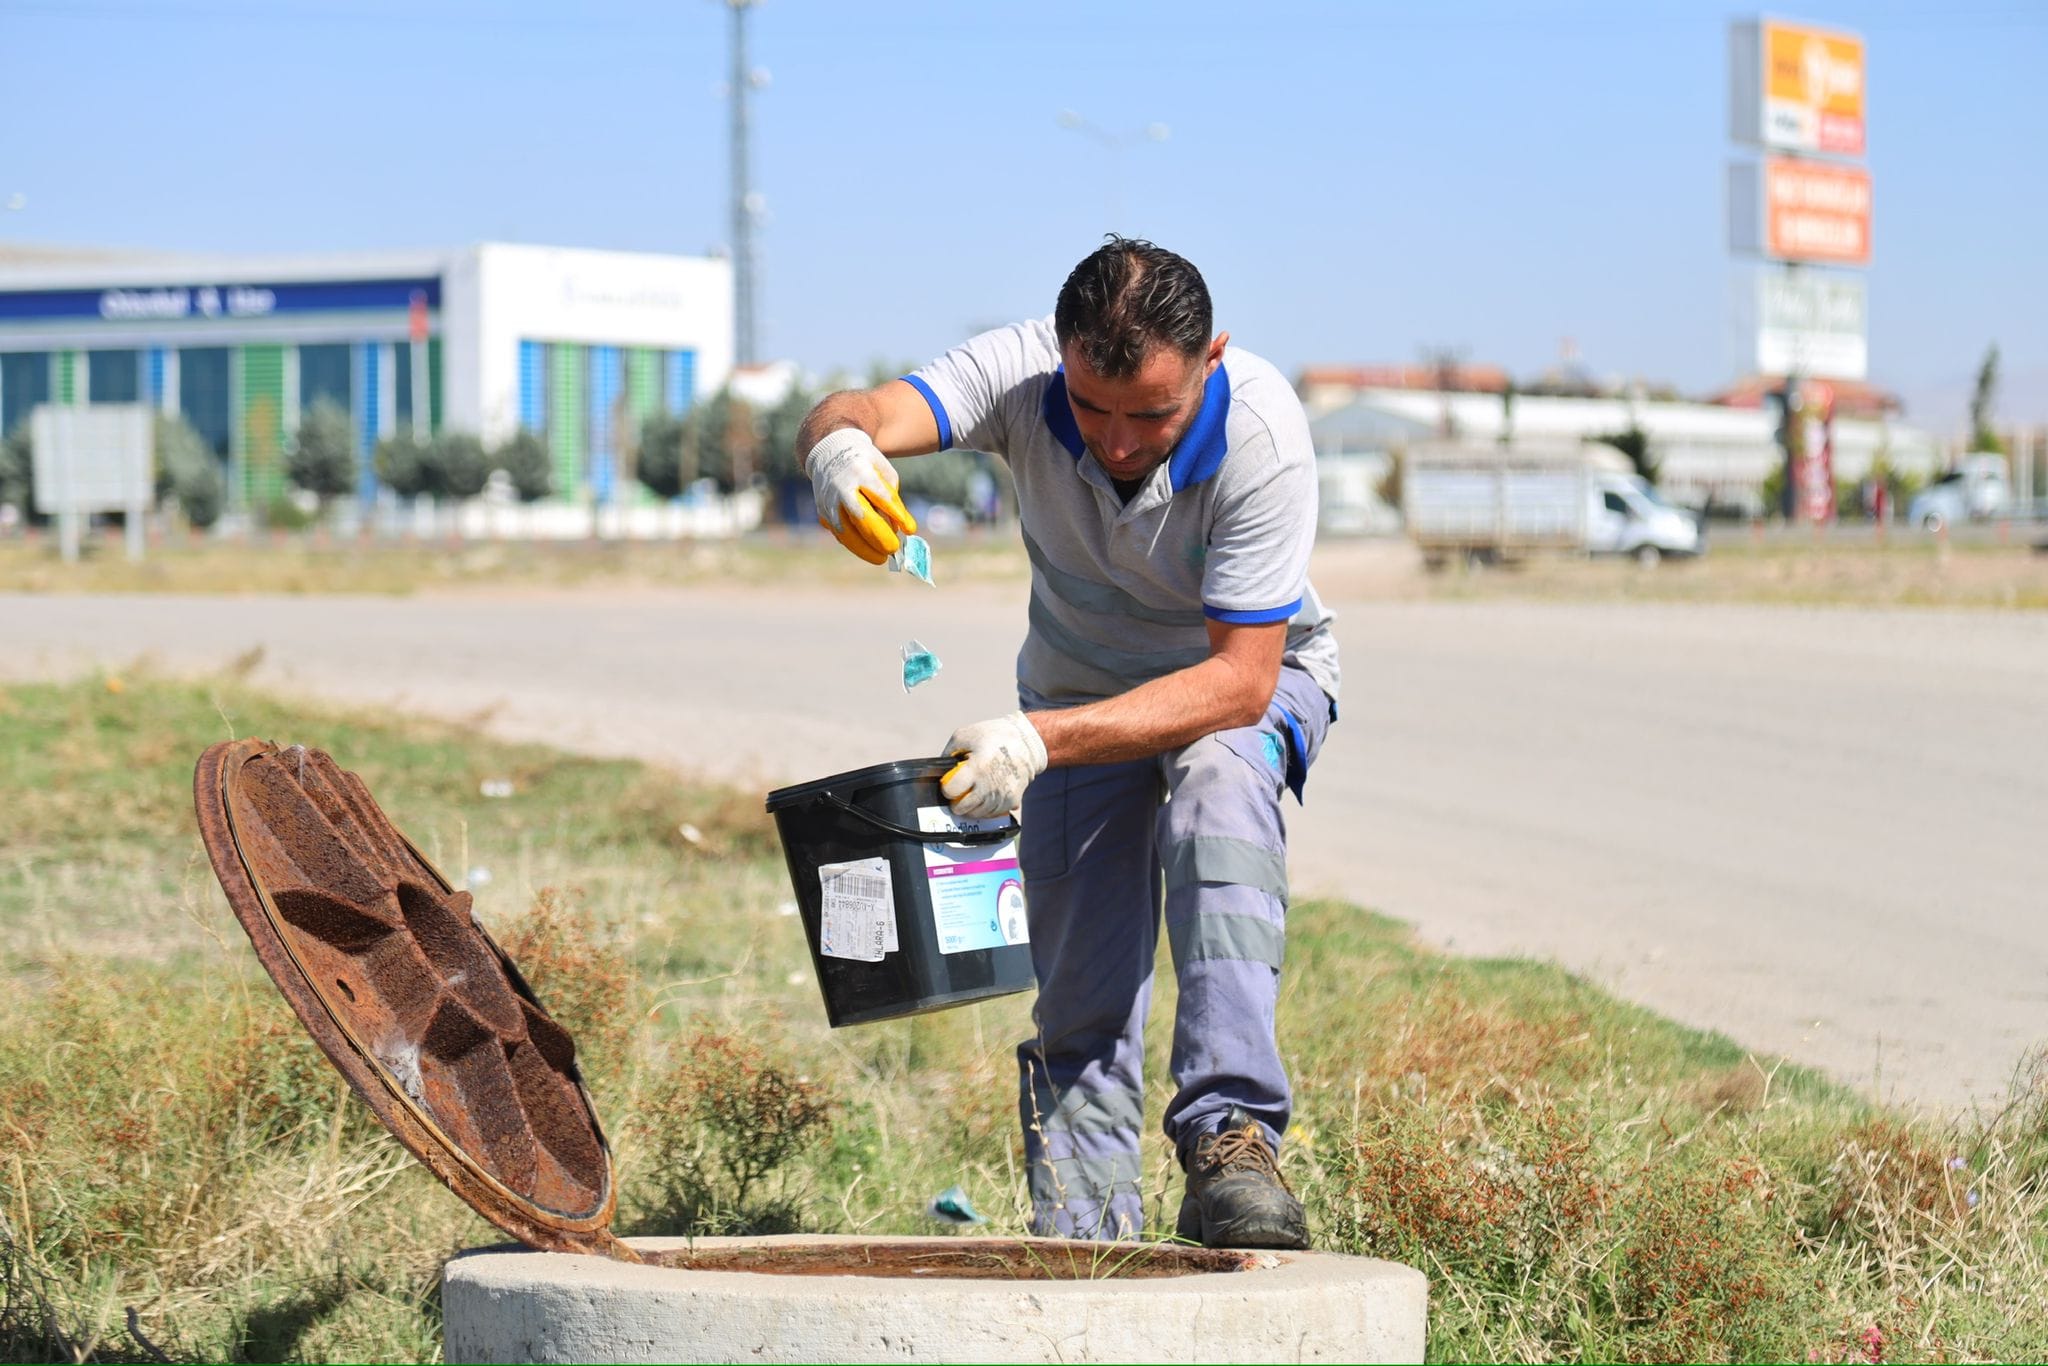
xmin=727 ymin=0 xmax=761 ymax=367
xmin=1055 ymin=111 xmax=1169 ymax=229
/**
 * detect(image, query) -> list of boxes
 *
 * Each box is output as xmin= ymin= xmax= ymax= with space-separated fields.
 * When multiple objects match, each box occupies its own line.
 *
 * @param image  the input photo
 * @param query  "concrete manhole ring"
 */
xmin=443 ymin=1233 xmax=1427 ymax=1363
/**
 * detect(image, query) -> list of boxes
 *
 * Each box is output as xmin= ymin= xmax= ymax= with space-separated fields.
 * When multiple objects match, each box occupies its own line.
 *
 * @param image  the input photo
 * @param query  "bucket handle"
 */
xmin=816 ymin=791 xmax=1020 ymax=846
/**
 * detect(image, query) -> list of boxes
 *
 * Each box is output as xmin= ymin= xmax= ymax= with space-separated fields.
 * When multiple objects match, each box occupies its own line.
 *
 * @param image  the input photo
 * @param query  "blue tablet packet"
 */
xmin=901 ymin=639 xmax=942 ymax=692
xmin=887 ymin=534 xmax=934 ymax=585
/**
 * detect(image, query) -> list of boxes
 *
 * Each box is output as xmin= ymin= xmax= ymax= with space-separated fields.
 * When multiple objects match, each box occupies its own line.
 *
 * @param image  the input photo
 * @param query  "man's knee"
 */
xmin=1161 ymin=730 xmax=1285 ymax=839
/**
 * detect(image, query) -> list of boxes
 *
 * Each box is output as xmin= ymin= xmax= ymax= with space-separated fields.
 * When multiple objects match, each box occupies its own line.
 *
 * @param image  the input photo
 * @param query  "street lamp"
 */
xmin=1055 ymin=111 xmax=1169 ymax=229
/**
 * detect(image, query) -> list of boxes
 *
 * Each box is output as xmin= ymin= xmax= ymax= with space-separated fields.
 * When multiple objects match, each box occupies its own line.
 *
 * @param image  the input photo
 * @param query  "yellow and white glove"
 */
xmin=940 ymin=712 xmax=1048 ymax=819
xmin=805 ymin=428 xmax=916 ymax=564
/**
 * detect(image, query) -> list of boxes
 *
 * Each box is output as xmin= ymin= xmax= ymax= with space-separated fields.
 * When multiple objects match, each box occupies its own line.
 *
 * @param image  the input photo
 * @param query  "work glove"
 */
xmin=940 ymin=712 xmax=1048 ymax=819
xmin=805 ymin=428 xmax=917 ymax=564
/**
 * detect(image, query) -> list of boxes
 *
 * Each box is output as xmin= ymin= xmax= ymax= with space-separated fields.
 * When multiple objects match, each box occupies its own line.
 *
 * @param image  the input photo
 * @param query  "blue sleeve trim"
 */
xmin=900 ymin=374 xmax=953 ymax=450
xmin=1204 ymin=598 xmax=1302 ymax=625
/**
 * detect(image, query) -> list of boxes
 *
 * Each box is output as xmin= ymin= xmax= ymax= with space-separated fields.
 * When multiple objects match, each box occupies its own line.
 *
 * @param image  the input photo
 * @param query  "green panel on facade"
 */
xmin=624 ymin=350 xmax=663 ymax=502
xmin=548 ymin=343 xmax=585 ymax=499
xmin=240 ymin=344 xmax=287 ymax=507
xmin=54 ymin=351 xmax=77 ymax=404
xmin=625 ymin=348 xmax=662 ymax=421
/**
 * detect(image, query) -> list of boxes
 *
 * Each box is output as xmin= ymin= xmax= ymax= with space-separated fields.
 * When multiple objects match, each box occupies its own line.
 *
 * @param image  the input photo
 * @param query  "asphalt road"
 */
xmin=6 ymin=576 xmax=2042 ymax=1108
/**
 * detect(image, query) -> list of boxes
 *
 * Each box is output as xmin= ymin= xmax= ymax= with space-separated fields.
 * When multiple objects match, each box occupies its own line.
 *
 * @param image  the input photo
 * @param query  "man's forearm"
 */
xmin=796 ymin=392 xmax=881 ymax=468
xmin=1028 ymin=653 xmax=1272 ymax=767
xmin=798 ymin=383 xmax=943 ymax=464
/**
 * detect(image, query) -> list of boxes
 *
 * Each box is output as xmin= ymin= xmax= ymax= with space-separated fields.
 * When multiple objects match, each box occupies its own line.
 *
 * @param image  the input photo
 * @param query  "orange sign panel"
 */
xmin=1765 ymin=157 xmax=1871 ymax=266
xmin=1762 ymin=20 xmax=1866 ymax=156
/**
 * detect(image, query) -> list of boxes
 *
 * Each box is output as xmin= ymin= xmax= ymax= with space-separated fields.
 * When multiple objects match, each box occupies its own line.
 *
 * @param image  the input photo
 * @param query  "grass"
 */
xmin=1406 ymin=532 xmax=2048 ymax=611
xmin=3 ymin=674 xmax=2046 ymax=1362
xmin=0 ymin=529 xmax=1030 ymax=597
xmin=6 ymin=523 xmax=2048 ymax=611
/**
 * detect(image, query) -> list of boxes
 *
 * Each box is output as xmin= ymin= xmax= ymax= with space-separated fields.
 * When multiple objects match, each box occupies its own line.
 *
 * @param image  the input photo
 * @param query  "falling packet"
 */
xmin=901 ymin=639 xmax=942 ymax=692
xmin=926 ymin=1184 xmax=986 ymax=1226
xmin=887 ymin=534 xmax=934 ymax=585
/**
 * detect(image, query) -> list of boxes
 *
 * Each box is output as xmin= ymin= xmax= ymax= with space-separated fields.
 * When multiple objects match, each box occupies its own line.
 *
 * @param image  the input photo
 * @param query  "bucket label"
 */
xmin=918 ymin=806 xmax=1029 ymax=955
xmin=817 ymin=857 xmax=896 ymax=962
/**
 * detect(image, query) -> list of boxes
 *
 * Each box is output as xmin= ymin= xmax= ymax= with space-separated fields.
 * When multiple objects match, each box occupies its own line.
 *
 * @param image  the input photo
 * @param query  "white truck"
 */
xmin=1403 ymin=441 xmax=1703 ymax=568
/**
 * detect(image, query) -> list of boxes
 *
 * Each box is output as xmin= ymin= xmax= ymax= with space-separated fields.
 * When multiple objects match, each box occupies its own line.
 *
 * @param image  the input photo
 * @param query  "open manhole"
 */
xmin=648 ymin=1239 xmax=1262 ymax=1279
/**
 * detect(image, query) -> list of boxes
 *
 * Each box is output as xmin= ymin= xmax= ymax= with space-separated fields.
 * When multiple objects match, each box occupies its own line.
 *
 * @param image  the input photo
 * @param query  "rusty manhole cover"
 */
xmin=193 ymin=739 xmax=633 ymax=1260
xmin=651 ymin=1240 xmax=1262 ymax=1279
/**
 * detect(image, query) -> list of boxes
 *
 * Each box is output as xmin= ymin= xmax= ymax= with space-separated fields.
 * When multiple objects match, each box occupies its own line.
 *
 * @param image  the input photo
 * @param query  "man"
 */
xmin=795 ymin=237 xmax=1338 ymax=1248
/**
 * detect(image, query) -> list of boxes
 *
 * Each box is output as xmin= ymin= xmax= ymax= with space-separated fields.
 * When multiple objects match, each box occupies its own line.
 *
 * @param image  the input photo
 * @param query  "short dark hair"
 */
xmin=1053 ymin=236 xmax=1213 ymax=379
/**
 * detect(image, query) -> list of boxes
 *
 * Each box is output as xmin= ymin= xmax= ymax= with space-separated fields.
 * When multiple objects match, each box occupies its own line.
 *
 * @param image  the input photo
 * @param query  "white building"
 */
xmin=0 ymin=243 xmax=733 ymax=512
xmin=1310 ymin=388 xmax=1943 ymax=516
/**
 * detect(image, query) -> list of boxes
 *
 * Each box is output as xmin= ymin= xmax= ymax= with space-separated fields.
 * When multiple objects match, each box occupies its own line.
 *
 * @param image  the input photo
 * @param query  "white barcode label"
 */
xmin=817 ymin=858 xmax=896 ymax=962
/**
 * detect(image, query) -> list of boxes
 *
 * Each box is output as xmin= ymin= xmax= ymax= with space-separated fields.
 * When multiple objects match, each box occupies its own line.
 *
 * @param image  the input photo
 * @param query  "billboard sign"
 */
xmin=1756 ymin=272 xmax=1867 ymax=379
xmin=30 ymin=404 xmax=154 ymax=514
xmin=1729 ymin=157 xmax=1872 ymax=267
xmin=1730 ymin=18 xmax=1866 ymax=157
xmin=0 ymin=277 xmax=443 ymax=325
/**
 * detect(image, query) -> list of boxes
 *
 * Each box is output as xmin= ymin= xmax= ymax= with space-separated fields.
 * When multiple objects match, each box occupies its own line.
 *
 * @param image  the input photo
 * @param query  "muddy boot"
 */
xmin=1174 ymin=1105 xmax=1308 ymax=1249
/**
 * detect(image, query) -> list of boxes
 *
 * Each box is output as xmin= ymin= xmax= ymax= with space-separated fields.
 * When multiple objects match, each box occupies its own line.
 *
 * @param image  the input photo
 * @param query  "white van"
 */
xmin=1586 ymin=472 xmax=1703 ymax=565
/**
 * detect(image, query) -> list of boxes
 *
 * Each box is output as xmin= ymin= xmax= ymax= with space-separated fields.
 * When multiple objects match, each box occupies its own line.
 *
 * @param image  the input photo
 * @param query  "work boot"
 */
xmin=1174 ymin=1105 xmax=1309 ymax=1249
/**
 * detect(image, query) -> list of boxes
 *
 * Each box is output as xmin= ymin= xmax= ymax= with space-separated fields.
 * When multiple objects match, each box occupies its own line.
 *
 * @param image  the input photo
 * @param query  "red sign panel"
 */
xmin=1764 ymin=158 xmax=1871 ymax=267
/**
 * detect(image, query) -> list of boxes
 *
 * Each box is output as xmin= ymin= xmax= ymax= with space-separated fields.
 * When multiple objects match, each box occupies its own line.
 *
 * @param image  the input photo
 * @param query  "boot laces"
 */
xmin=1202 ymin=1123 xmax=1293 ymax=1192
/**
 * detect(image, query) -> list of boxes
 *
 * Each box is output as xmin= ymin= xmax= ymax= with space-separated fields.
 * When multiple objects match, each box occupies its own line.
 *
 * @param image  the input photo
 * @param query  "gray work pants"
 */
xmin=1015 ymin=664 xmax=1332 ymax=1239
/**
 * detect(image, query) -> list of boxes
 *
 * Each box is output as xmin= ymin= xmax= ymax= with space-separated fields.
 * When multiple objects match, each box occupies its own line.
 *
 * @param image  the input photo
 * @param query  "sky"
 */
xmin=3 ymin=0 xmax=2044 ymax=431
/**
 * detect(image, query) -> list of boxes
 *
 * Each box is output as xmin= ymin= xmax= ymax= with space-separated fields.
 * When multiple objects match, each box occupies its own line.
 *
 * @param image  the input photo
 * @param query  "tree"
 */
xmin=636 ymin=410 xmax=698 ymax=500
xmin=154 ymin=416 xmax=225 ymax=529
xmin=1595 ymin=423 xmax=1659 ymax=485
xmin=694 ymin=390 xmax=758 ymax=493
xmin=757 ymin=384 xmax=816 ymax=485
xmin=897 ymin=449 xmax=988 ymax=508
xmin=0 ymin=427 xmax=29 ymax=520
xmin=1969 ymin=344 xmax=2005 ymax=454
xmin=494 ymin=430 xmax=553 ymax=503
xmin=1376 ymin=446 xmax=1406 ymax=511
xmin=287 ymin=399 xmax=358 ymax=513
xmin=374 ymin=432 xmax=433 ymax=500
xmin=434 ymin=433 xmax=491 ymax=501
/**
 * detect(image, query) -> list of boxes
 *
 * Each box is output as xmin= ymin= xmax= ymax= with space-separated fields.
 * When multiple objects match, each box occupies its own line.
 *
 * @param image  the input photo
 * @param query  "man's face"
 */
xmin=1060 ymin=332 xmax=1228 ymax=483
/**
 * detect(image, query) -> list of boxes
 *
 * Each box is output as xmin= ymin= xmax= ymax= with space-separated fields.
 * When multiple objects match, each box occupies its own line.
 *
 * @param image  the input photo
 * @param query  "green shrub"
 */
xmin=624 ymin=1027 xmax=834 ymax=1236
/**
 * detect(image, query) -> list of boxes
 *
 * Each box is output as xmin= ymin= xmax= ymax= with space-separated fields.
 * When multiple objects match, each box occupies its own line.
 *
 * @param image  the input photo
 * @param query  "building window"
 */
xmin=393 ymin=340 xmax=442 ymax=435
xmin=0 ymin=352 xmax=52 ymax=437
xmin=87 ymin=349 xmax=141 ymax=404
xmin=179 ymin=347 xmax=233 ymax=457
xmin=299 ymin=344 xmax=352 ymax=417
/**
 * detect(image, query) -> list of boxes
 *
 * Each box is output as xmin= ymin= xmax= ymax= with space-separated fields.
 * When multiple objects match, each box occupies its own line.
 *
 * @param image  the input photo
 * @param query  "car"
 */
xmin=1908 ymin=454 xmax=2011 ymax=532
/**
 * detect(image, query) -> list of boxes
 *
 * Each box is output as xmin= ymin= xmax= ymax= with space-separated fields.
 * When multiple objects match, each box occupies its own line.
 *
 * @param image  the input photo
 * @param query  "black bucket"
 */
xmin=766 ymin=758 xmax=1036 ymax=1027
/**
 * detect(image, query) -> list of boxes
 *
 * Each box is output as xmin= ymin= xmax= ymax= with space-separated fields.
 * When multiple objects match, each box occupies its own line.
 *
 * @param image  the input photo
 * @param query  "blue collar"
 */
xmin=1041 ymin=362 xmax=1233 ymax=493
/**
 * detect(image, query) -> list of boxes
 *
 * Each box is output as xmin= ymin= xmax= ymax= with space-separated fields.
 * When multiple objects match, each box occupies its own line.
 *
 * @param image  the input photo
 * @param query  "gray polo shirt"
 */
xmin=904 ymin=317 xmax=1339 ymax=711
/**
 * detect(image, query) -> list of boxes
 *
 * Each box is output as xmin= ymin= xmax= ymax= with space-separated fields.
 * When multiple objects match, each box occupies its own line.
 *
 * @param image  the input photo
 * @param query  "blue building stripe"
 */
xmin=0 ymin=277 xmax=443 ymax=322
xmin=356 ymin=343 xmax=381 ymax=502
xmin=145 ymin=348 xmax=167 ymax=406
xmin=518 ymin=340 xmax=546 ymax=433
xmin=588 ymin=345 xmax=621 ymax=502
xmin=664 ymin=348 xmax=695 ymax=414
